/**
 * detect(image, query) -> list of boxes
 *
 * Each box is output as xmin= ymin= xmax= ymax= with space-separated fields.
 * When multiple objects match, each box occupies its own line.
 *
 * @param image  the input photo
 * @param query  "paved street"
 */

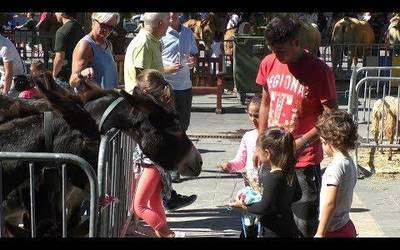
xmin=163 ymin=92 xmax=400 ymax=237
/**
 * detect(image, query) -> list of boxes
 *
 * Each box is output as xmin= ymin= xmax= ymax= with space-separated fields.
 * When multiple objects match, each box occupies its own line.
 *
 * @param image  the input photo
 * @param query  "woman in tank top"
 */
xmin=69 ymin=12 xmax=119 ymax=92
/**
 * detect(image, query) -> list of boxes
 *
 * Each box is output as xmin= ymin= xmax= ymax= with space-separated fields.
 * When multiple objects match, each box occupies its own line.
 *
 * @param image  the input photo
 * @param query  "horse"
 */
xmin=1 ymin=73 xmax=203 ymax=236
xmin=331 ymin=17 xmax=375 ymax=74
xmin=183 ymin=13 xmax=220 ymax=56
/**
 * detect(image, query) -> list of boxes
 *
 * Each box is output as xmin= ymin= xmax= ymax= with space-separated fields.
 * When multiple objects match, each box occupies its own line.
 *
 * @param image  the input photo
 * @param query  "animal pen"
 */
xmin=319 ymin=43 xmax=400 ymax=80
xmin=0 ymin=129 xmax=142 ymax=237
xmin=347 ymin=66 xmax=400 ymax=171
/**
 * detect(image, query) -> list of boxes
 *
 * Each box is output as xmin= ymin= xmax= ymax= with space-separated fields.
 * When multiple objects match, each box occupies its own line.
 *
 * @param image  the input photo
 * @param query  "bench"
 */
xmin=191 ymin=55 xmax=226 ymax=114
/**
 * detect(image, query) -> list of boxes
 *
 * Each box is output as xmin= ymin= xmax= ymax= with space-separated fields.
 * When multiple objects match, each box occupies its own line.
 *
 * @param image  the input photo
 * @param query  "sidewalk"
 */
xmin=149 ymin=92 xmax=392 ymax=237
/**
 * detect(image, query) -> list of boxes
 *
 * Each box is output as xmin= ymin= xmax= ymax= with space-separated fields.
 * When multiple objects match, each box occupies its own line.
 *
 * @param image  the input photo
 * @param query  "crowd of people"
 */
xmin=0 ymin=12 xmax=360 ymax=238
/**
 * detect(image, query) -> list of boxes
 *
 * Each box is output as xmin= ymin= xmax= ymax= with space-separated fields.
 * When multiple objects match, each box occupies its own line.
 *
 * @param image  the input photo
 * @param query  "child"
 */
xmin=230 ymin=126 xmax=301 ymax=237
xmin=221 ymin=94 xmax=261 ymax=237
xmin=132 ymin=69 xmax=183 ymax=238
xmin=210 ymin=31 xmax=224 ymax=74
xmin=314 ymin=110 xmax=358 ymax=238
xmin=17 ymin=60 xmax=44 ymax=99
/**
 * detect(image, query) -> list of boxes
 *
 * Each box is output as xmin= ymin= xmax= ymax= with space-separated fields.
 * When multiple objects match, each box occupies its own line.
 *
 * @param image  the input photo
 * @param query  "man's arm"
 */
xmin=52 ymin=51 xmax=65 ymax=79
xmin=294 ymin=100 xmax=338 ymax=155
xmin=2 ymin=61 xmax=13 ymax=95
xmin=253 ymin=86 xmax=270 ymax=168
xmin=258 ymin=86 xmax=270 ymax=135
xmin=69 ymin=40 xmax=93 ymax=87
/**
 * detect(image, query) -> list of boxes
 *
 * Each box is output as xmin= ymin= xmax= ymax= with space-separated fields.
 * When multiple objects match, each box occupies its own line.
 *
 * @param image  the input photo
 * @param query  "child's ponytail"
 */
xmin=258 ymin=127 xmax=296 ymax=186
xmin=279 ymin=131 xmax=296 ymax=186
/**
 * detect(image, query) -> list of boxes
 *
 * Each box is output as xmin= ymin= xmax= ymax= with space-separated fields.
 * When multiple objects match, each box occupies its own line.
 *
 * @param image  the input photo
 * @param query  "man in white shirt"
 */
xmin=0 ymin=33 xmax=26 ymax=96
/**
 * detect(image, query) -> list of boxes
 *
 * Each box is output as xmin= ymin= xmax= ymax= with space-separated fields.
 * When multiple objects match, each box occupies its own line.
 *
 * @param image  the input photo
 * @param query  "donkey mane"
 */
xmin=0 ymin=96 xmax=44 ymax=124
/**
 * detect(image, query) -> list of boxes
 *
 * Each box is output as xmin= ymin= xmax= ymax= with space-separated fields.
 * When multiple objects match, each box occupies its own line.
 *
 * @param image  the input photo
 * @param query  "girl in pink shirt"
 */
xmin=221 ymin=94 xmax=262 ymax=238
xmin=221 ymin=94 xmax=261 ymax=183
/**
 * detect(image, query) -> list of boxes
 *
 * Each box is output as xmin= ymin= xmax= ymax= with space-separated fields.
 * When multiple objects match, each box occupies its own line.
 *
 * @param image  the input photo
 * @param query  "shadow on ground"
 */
xmin=350 ymin=208 xmax=370 ymax=213
xmin=167 ymin=207 xmax=242 ymax=232
xmin=198 ymin=149 xmax=226 ymax=154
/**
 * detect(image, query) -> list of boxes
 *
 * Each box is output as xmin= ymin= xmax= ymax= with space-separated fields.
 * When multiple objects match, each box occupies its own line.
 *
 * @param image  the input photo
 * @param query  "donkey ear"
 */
xmin=34 ymin=72 xmax=83 ymax=105
xmin=119 ymin=89 xmax=161 ymax=114
xmin=36 ymin=78 xmax=100 ymax=140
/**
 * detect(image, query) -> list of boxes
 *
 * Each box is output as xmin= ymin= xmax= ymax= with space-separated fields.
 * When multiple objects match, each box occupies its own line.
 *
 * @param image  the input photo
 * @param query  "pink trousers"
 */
xmin=133 ymin=166 xmax=166 ymax=231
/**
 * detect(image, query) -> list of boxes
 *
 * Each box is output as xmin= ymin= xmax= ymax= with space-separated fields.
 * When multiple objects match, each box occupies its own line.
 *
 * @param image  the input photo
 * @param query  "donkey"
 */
xmin=1 ymin=73 xmax=203 ymax=236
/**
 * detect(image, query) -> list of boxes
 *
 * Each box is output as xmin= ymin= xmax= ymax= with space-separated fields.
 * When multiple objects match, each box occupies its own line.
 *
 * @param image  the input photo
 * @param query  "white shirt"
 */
xmin=0 ymin=34 xmax=25 ymax=83
xmin=211 ymin=41 xmax=222 ymax=58
xmin=226 ymin=14 xmax=240 ymax=29
xmin=319 ymin=154 xmax=357 ymax=231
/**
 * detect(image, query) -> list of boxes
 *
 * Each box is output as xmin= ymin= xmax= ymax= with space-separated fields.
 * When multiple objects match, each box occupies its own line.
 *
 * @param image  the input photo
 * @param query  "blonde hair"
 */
xmin=91 ymin=12 xmax=120 ymax=24
xmin=136 ymin=69 xmax=175 ymax=109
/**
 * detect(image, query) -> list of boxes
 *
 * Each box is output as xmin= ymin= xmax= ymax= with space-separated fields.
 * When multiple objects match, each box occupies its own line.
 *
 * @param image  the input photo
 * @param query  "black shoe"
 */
xmin=165 ymin=191 xmax=197 ymax=212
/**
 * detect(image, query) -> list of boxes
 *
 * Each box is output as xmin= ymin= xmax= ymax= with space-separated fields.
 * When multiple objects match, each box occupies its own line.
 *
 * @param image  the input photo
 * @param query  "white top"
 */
xmin=319 ymin=154 xmax=357 ymax=231
xmin=226 ymin=14 xmax=240 ymax=29
xmin=211 ymin=41 xmax=223 ymax=58
xmin=227 ymin=129 xmax=259 ymax=181
xmin=0 ymin=34 xmax=25 ymax=83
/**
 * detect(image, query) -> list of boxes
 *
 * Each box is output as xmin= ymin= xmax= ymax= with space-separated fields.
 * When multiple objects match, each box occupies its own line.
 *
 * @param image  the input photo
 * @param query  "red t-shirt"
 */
xmin=256 ymin=52 xmax=336 ymax=168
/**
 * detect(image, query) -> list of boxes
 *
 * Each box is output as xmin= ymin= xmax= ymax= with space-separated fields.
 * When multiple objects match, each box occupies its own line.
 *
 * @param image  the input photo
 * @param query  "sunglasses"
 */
xmin=94 ymin=19 xmax=115 ymax=31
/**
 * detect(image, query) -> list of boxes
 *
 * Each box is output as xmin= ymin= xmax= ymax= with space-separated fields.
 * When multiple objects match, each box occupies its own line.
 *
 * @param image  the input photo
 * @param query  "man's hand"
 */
xmin=164 ymin=63 xmax=183 ymax=74
xmin=253 ymin=150 xmax=261 ymax=169
xmin=80 ymin=67 xmax=95 ymax=81
xmin=186 ymin=55 xmax=196 ymax=69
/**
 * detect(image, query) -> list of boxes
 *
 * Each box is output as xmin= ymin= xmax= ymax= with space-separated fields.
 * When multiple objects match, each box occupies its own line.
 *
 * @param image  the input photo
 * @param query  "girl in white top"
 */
xmin=315 ymin=110 xmax=358 ymax=238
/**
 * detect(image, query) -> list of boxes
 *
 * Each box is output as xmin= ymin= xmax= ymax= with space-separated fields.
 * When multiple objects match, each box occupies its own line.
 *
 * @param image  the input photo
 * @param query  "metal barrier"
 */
xmin=320 ymin=43 xmax=399 ymax=80
xmin=3 ymin=30 xmax=54 ymax=61
xmin=348 ymin=66 xmax=400 ymax=167
xmin=97 ymin=128 xmax=140 ymax=237
xmin=0 ymin=152 xmax=98 ymax=237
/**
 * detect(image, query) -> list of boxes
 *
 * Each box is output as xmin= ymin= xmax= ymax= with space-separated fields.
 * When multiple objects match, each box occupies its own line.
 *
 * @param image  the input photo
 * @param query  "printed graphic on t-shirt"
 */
xmin=266 ymin=73 xmax=309 ymax=132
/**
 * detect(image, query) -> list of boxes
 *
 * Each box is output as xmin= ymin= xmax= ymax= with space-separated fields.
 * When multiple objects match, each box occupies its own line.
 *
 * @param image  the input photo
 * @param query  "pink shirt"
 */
xmin=227 ymin=129 xmax=258 ymax=177
xmin=19 ymin=88 xmax=40 ymax=99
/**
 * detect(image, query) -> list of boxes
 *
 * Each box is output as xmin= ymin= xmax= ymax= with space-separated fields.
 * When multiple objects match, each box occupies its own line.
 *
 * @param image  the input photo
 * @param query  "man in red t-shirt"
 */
xmin=254 ymin=16 xmax=337 ymax=237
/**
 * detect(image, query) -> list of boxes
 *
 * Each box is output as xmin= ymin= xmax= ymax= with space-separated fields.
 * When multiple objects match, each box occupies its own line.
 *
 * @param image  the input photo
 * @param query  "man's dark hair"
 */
xmin=264 ymin=16 xmax=301 ymax=46
xmin=64 ymin=12 xmax=77 ymax=19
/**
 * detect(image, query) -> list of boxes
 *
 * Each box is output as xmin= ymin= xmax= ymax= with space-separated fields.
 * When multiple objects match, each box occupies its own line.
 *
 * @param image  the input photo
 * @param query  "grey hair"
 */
xmin=143 ymin=12 xmax=169 ymax=28
xmin=91 ymin=12 xmax=120 ymax=24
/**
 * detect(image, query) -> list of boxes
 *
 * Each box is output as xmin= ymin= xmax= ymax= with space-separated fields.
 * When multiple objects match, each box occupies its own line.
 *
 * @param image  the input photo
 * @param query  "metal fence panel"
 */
xmin=97 ymin=128 xmax=139 ymax=237
xmin=348 ymin=66 xmax=400 ymax=167
xmin=0 ymin=152 xmax=98 ymax=237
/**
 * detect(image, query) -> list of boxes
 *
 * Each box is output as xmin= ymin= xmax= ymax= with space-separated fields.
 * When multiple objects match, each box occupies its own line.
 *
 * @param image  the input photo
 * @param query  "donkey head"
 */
xmin=36 ymin=73 xmax=202 ymax=177
xmin=117 ymin=89 xmax=202 ymax=176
